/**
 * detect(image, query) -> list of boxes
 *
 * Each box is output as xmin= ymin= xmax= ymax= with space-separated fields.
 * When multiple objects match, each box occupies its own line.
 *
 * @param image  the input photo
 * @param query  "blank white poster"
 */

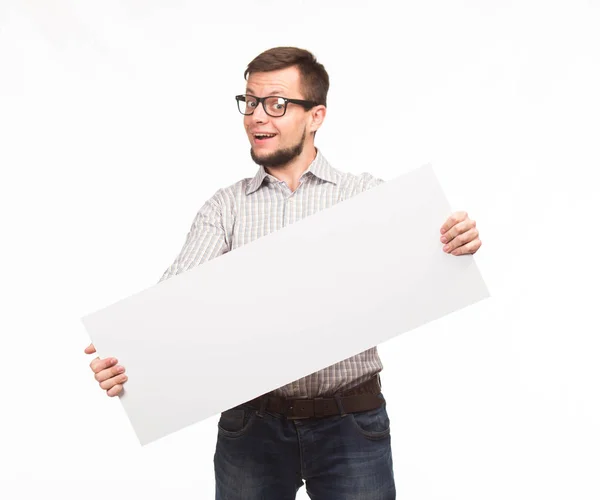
xmin=81 ymin=164 xmax=489 ymax=445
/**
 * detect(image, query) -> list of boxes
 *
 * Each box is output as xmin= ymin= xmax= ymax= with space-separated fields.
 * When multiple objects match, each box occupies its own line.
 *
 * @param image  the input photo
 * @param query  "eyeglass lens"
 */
xmin=239 ymin=96 xmax=287 ymax=117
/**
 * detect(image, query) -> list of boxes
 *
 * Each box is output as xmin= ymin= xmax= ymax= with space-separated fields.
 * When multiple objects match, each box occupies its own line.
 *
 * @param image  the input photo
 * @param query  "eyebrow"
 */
xmin=245 ymin=88 xmax=287 ymax=96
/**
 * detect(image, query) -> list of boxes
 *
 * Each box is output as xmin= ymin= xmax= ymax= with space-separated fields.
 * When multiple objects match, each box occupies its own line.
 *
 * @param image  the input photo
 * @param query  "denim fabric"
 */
xmin=214 ymin=394 xmax=395 ymax=499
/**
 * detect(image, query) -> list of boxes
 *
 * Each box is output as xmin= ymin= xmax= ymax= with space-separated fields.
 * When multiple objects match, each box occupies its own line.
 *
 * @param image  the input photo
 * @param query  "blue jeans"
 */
xmin=214 ymin=393 xmax=395 ymax=499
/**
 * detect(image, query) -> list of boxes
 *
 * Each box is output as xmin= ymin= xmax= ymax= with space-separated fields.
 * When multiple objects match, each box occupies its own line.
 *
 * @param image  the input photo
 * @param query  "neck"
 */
xmin=265 ymin=145 xmax=317 ymax=192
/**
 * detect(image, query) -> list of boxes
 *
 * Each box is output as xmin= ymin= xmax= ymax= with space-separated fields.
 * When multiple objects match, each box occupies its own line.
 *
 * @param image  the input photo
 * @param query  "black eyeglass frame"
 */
xmin=235 ymin=94 xmax=319 ymax=117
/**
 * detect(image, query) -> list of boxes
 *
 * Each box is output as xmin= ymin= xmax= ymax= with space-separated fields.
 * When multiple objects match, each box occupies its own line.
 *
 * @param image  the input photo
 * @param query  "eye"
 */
xmin=247 ymin=100 xmax=258 ymax=108
xmin=271 ymin=98 xmax=286 ymax=110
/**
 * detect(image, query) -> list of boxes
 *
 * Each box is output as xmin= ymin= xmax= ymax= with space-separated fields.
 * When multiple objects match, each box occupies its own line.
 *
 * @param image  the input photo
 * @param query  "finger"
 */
xmin=443 ymin=227 xmax=479 ymax=253
xmin=94 ymin=364 xmax=126 ymax=383
xmin=451 ymin=237 xmax=482 ymax=256
xmin=90 ymin=356 xmax=118 ymax=373
xmin=107 ymin=384 xmax=123 ymax=397
xmin=100 ymin=373 xmax=128 ymax=391
xmin=440 ymin=211 xmax=468 ymax=234
xmin=84 ymin=343 xmax=96 ymax=355
xmin=440 ymin=219 xmax=476 ymax=244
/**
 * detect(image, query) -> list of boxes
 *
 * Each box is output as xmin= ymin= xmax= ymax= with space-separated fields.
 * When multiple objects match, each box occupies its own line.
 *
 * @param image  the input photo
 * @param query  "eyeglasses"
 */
xmin=235 ymin=94 xmax=318 ymax=117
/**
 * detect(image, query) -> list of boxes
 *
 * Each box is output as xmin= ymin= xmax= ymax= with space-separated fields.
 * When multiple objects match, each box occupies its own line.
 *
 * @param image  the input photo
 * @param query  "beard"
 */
xmin=250 ymin=129 xmax=306 ymax=169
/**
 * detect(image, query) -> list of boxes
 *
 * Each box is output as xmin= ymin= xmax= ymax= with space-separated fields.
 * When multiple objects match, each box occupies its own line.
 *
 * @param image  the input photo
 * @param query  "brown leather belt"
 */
xmin=245 ymin=376 xmax=384 ymax=420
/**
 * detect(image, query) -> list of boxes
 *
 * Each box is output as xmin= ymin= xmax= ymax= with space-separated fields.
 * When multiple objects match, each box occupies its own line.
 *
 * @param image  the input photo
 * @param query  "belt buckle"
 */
xmin=285 ymin=398 xmax=311 ymax=420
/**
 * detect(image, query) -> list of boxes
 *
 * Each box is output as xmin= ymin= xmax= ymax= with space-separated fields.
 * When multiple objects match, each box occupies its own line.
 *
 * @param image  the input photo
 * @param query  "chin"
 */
xmin=250 ymin=132 xmax=305 ymax=169
xmin=251 ymin=148 xmax=270 ymax=161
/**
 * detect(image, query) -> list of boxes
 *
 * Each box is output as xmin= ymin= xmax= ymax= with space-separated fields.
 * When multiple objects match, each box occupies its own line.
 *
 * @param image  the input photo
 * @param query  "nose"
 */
xmin=251 ymin=101 xmax=269 ymax=124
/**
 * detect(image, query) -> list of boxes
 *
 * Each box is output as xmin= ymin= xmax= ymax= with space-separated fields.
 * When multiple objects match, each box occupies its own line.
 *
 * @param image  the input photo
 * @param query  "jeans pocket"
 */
xmin=217 ymin=406 xmax=257 ymax=438
xmin=349 ymin=394 xmax=391 ymax=440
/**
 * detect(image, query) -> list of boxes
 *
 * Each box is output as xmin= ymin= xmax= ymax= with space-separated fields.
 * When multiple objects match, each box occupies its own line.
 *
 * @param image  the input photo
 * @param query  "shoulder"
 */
xmin=314 ymin=151 xmax=385 ymax=193
xmin=334 ymin=168 xmax=385 ymax=194
xmin=202 ymin=177 xmax=250 ymax=210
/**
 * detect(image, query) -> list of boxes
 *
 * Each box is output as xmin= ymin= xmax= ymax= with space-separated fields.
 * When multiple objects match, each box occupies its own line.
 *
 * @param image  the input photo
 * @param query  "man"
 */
xmin=85 ymin=47 xmax=481 ymax=499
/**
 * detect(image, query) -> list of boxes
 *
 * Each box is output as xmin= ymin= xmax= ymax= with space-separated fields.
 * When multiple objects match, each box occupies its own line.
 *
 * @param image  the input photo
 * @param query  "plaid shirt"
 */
xmin=159 ymin=150 xmax=384 ymax=398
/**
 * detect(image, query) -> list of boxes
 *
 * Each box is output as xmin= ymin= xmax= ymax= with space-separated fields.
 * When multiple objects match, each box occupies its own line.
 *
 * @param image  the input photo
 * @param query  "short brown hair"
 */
xmin=244 ymin=47 xmax=330 ymax=107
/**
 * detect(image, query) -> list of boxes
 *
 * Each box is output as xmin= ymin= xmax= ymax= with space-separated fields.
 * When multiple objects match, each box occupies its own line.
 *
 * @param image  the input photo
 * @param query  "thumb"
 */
xmin=84 ymin=343 xmax=96 ymax=355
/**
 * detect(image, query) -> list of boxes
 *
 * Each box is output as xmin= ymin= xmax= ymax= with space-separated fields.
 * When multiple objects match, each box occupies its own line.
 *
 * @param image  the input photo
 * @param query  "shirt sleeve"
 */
xmin=158 ymin=193 xmax=229 ymax=283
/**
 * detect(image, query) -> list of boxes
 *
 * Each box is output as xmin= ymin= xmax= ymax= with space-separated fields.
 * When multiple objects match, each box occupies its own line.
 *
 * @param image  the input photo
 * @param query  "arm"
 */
xmin=159 ymin=192 xmax=230 ymax=282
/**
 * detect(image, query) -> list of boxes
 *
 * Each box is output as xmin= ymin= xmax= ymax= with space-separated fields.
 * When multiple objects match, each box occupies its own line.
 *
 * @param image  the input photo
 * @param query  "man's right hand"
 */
xmin=85 ymin=343 xmax=128 ymax=397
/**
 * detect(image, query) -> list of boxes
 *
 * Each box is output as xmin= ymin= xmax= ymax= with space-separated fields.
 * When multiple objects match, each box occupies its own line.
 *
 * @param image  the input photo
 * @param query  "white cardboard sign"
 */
xmin=82 ymin=165 xmax=489 ymax=445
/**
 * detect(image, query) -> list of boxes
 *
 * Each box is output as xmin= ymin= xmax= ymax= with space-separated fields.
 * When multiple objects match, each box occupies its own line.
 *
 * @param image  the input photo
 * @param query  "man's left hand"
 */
xmin=440 ymin=211 xmax=482 ymax=256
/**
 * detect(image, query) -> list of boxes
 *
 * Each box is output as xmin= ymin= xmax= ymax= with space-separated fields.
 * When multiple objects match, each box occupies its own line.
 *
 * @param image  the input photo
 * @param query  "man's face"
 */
xmin=244 ymin=66 xmax=314 ymax=169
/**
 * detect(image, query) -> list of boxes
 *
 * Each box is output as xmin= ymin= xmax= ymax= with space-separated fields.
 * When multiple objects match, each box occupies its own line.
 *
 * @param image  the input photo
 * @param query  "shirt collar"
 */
xmin=245 ymin=149 xmax=339 ymax=195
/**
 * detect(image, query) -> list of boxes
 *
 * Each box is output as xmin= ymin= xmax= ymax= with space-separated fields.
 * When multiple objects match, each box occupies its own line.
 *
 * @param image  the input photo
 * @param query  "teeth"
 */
xmin=255 ymin=133 xmax=275 ymax=139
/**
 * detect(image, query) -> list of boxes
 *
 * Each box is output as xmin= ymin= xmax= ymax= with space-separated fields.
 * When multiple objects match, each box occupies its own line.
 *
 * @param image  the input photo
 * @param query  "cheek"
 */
xmin=276 ymin=119 xmax=299 ymax=139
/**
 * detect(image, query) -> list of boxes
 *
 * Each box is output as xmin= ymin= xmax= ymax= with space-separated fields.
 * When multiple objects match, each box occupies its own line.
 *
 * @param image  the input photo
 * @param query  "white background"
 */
xmin=1 ymin=1 xmax=599 ymax=499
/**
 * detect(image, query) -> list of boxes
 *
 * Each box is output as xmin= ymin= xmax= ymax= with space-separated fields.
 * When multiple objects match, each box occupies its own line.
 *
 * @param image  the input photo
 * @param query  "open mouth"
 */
xmin=254 ymin=133 xmax=277 ymax=142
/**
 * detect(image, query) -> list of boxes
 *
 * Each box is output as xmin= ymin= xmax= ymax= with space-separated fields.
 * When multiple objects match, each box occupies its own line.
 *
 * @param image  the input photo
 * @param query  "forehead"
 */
xmin=246 ymin=66 xmax=304 ymax=98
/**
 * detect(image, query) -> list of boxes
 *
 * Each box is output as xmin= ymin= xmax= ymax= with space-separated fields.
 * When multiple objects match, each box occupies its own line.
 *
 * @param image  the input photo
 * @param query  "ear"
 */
xmin=308 ymin=105 xmax=327 ymax=134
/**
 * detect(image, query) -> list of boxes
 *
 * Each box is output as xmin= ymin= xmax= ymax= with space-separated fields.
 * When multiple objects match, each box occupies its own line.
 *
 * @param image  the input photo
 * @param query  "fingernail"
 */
xmin=443 ymin=245 xmax=450 ymax=252
xmin=440 ymin=236 xmax=447 ymax=243
xmin=116 ymin=366 xmax=124 ymax=373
